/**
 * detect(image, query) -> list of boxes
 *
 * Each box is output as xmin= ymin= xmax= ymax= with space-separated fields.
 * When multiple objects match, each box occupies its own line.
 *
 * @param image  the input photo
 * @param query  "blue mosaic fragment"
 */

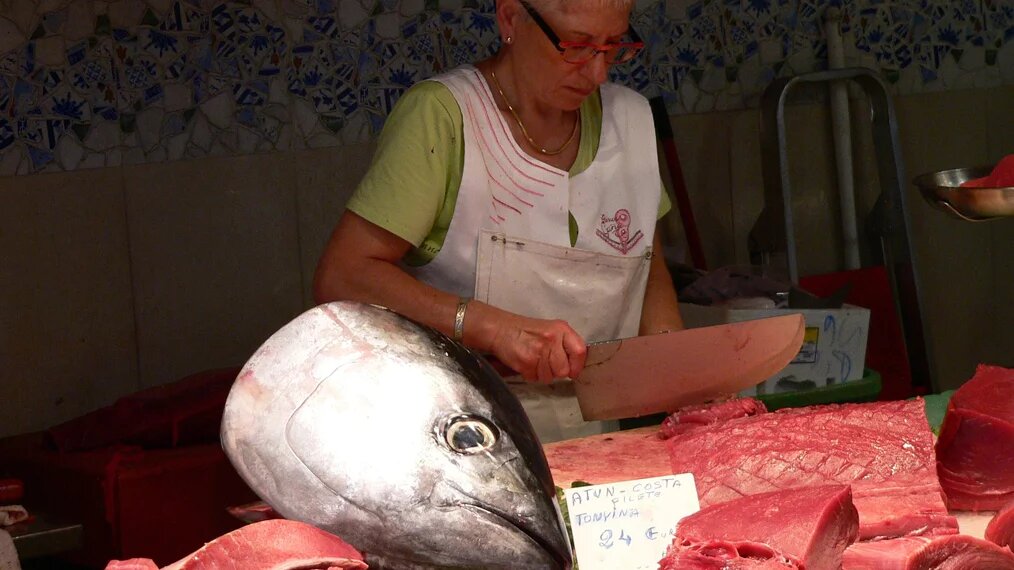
xmin=310 ymin=16 xmax=338 ymax=39
xmin=895 ymin=45 xmax=913 ymax=68
xmin=239 ymin=9 xmax=264 ymax=33
xmin=746 ymin=0 xmax=772 ymax=15
xmin=144 ymin=83 xmax=164 ymax=104
xmin=466 ymin=12 xmax=496 ymax=36
xmin=212 ymin=5 xmax=235 ymax=35
xmin=383 ymin=87 xmax=405 ymax=113
xmin=234 ymin=84 xmax=266 ymax=105
xmin=40 ymin=70 xmax=64 ymax=95
xmin=94 ymin=103 xmax=119 ymax=121
xmin=22 ymin=43 xmax=36 ymax=75
xmin=266 ymin=24 xmax=285 ymax=45
xmin=52 ymin=92 xmax=87 ymax=119
xmin=336 ymin=85 xmax=358 ymax=114
xmin=303 ymin=28 xmax=324 ymax=44
xmin=145 ymin=30 xmax=180 ymax=57
xmin=163 ymin=1 xmax=183 ymax=31
xmin=304 ymin=66 xmax=323 ymax=87
xmin=0 ymin=118 xmax=14 ymax=150
xmin=388 ymin=65 xmax=415 ymax=87
xmin=27 ymin=145 xmax=53 ymax=170
xmin=311 ymin=86 xmax=336 ymax=112
xmin=402 ymin=19 xmax=419 ymax=39
xmin=250 ymin=34 xmax=270 ymax=55
xmin=367 ymin=110 xmax=385 ymax=134
xmin=288 ymin=78 xmax=307 ymax=97
xmin=236 ymin=106 xmax=257 ymax=127
xmin=45 ymin=119 xmax=70 ymax=148
xmin=12 ymin=79 xmax=38 ymax=115
xmin=744 ymin=40 xmax=759 ymax=59
xmin=676 ymin=46 xmax=701 ymax=66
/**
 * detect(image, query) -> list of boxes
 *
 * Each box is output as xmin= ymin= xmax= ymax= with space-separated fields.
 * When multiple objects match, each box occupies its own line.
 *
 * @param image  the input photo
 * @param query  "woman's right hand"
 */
xmin=467 ymin=303 xmax=587 ymax=383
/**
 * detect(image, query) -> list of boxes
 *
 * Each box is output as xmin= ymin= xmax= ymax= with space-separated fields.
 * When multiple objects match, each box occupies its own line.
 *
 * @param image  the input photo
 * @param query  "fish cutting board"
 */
xmin=954 ymin=511 xmax=993 ymax=540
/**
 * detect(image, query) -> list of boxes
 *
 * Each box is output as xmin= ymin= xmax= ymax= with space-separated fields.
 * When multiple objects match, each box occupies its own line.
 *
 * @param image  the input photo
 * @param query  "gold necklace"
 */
xmin=489 ymin=68 xmax=579 ymax=156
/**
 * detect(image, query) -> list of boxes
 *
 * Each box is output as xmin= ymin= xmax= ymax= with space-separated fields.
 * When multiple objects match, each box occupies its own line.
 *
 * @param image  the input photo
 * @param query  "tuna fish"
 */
xmin=221 ymin=301 xmax=572 ymax=569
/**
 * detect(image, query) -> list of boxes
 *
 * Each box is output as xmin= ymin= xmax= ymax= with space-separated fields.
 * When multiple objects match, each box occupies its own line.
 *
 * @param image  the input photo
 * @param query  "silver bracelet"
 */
xmin=453 ymin=297 xmax=470 ymax=341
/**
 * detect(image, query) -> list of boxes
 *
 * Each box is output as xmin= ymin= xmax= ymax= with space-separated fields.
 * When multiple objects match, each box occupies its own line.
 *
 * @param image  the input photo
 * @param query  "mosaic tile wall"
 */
xmin=0 ymin=0 xmax=1011 ymax=175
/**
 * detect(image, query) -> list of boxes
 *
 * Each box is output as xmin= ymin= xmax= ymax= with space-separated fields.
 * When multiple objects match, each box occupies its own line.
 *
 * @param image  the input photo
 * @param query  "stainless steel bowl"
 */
xmin=912 ymin=165 xmax=1014 ymax=222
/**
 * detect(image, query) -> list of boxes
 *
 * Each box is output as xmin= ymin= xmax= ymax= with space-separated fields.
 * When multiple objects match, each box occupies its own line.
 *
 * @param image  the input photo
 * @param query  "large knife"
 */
xmin=573 ymin=314 xmax=805 ymax=420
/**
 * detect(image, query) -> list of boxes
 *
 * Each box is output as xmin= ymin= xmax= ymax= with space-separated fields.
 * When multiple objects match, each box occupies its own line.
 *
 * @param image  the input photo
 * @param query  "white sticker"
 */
xmin=564 ymin=474 xmax=699 ymax=570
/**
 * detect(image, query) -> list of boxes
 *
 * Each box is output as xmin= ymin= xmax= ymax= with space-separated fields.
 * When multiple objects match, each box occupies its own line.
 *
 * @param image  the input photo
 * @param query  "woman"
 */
xmin=314 ymin=0 xmax=683 ymax=441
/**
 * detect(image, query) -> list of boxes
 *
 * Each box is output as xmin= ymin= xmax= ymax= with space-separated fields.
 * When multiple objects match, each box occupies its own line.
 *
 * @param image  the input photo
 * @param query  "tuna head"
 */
xmin=221 ymin=301 xmax=572 ymax=569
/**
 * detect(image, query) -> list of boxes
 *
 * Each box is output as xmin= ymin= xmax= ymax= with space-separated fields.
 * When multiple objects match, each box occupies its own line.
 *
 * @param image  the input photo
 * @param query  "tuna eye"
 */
xmin=443 ymin=415 xmax=499 ymax=454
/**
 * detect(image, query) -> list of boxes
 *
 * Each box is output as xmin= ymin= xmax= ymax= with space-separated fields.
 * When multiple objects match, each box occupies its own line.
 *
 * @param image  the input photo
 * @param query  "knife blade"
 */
xmin=573 ymin=314 xmax=805 ymax=420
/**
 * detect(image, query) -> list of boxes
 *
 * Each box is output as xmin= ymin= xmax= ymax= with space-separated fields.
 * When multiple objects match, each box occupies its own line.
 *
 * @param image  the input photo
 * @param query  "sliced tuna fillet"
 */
xmin=987 ymin=501 xmax=1014 ymax=549
xmin=667 ymin=399 xmax=956 ymax=540
xmin=658 ymin=485 xmax=858 ymax=570
xmin=659 ymin=540 xmax=802 ymax=568
xmin=936 ymin=364 xmax=1014 ymax=511
xmin=658 ymin=398 xmax=768 ymax=439
xmin=543 ymin=427 xmax=670 ymax=487
xmin=842 ymin=534 xmax=1014 ymax=569
xmin=104 ymin=519 xmax=367 ymax=569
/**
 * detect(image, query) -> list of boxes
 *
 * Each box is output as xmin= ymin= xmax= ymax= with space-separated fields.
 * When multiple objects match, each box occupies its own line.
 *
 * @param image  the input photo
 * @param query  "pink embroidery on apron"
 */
xmin=595 ymin=208 xmax=644 ymax=254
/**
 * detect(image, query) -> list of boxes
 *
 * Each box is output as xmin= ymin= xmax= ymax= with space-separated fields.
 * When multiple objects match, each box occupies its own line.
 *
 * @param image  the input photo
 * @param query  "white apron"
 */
xmin=406 ymin=66 xmax=662 ymax=443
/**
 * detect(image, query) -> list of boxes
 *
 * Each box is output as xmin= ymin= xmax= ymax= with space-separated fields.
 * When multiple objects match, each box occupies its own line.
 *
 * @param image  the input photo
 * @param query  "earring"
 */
xmin=505 ymin=35 xmax=513 ymax=44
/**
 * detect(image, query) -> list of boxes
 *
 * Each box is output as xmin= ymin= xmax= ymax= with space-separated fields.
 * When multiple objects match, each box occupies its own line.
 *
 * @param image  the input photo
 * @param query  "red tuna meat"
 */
xmin=962 ymin=155 xmax=1014 ymax=188
xmin=667 ymin=399 xmax=956 ymax=540
xmin=936 ymin=364 xmax=1014 ymax=511
xmin=987 ymin=500 xmax=1014 ymax=550
xmin=842 ymin=534 xmax=1014 ymax=569
xmin=659 ymin=541 xmax=802 ymax=568
xmin=658 ymin=398 xmax=768 ymax=439
xmin=658 ymin=485 xmax=858 ymax=570
xmin=104 ymin=519 xmax=367 ymax=569
xmin=544 ymin=427 xmax=671 ymax=487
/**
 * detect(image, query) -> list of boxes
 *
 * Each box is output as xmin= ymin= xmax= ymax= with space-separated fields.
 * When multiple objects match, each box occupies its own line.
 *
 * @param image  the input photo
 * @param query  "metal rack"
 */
xmin=748 ymin=67 xmax=935 ymax=395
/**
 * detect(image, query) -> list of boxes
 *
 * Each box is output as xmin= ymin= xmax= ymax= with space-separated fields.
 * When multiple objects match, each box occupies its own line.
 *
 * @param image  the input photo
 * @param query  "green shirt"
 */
xmin=346 ymin=80 xmax=671 ymax=265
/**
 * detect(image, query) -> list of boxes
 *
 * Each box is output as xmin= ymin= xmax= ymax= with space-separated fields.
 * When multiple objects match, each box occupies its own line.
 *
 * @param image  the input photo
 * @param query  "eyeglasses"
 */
xmin=518 ymin=0 xmax=645 ymax=65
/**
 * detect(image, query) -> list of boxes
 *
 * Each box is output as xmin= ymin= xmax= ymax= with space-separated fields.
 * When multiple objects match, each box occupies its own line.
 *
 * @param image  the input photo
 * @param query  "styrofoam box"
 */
xmin=679 ymin=303 xmax=871 ymax=396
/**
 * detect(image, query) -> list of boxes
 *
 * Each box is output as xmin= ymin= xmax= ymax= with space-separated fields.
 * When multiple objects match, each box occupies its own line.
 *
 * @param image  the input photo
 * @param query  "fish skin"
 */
xmin=221 ymin=301 xmax=572 ymax=569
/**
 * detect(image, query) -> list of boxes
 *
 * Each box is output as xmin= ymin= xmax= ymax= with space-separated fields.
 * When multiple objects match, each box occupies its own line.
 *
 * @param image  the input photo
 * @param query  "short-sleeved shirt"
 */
xmin=346 ymin=80 xmax=671 ymax=265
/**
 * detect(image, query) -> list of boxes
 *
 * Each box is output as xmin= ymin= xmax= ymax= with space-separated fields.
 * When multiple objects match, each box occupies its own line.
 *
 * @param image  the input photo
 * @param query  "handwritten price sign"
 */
xmin=564 ymin=474 xmax=699 ymax=570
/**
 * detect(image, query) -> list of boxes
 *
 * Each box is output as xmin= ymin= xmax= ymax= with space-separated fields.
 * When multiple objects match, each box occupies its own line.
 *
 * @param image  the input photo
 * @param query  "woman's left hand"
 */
xmin=464 ymin=302 xmax=586 ymax=383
